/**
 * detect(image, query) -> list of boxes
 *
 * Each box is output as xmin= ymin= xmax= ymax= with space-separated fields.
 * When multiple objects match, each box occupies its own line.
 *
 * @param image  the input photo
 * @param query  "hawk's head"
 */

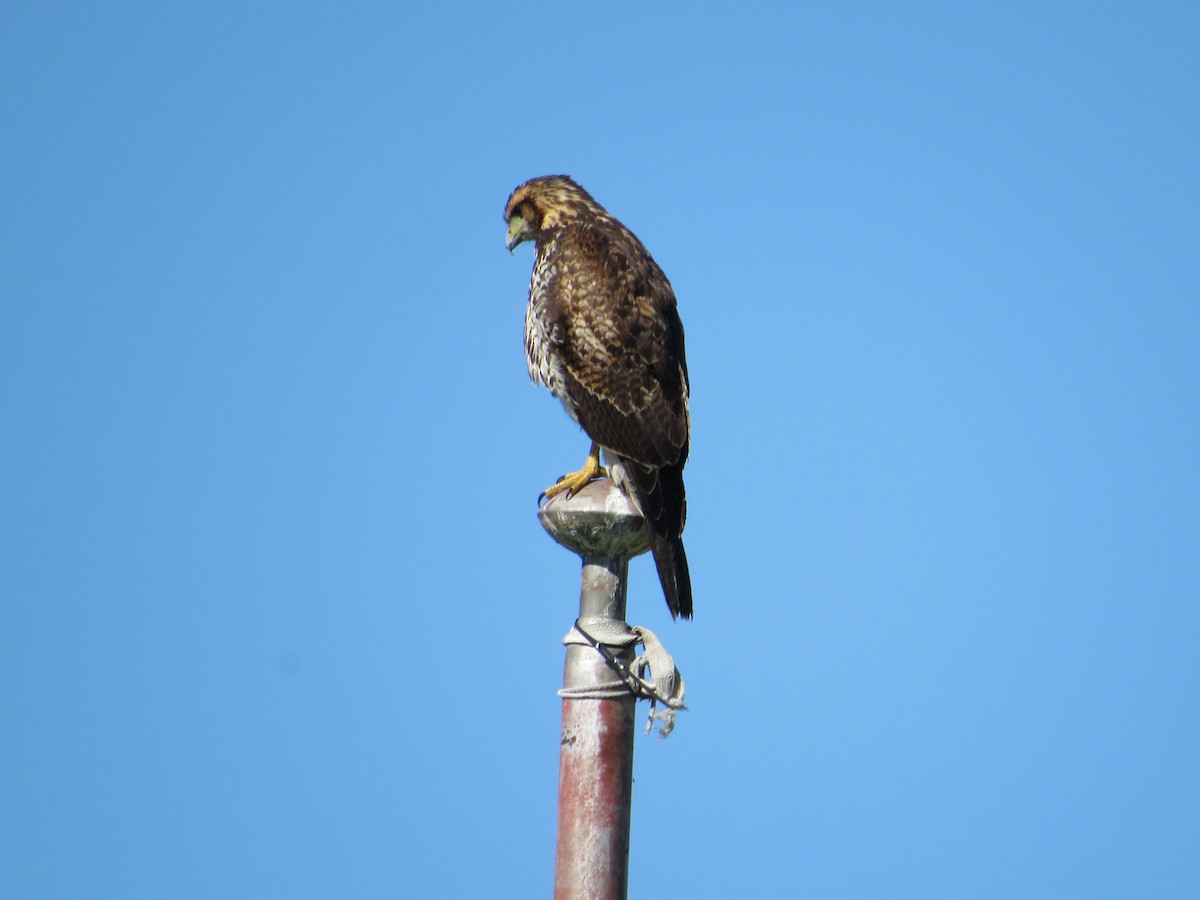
xmin=504 ymin=175 xmax=606 ymax=252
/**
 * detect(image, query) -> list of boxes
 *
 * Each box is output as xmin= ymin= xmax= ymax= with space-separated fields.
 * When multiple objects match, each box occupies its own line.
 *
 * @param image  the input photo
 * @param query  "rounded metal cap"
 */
xmin=537 ymin=479 xmax=651 ymax=560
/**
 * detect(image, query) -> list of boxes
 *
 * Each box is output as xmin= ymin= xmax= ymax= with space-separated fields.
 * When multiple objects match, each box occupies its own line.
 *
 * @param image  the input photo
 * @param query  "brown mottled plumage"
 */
xmin=505 ymin=175 xmax=692 ymax=619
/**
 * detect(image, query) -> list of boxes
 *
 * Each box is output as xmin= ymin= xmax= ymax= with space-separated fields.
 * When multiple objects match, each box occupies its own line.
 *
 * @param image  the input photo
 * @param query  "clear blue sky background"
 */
xmin=3 ymin=3 xmax=1197 ymax=897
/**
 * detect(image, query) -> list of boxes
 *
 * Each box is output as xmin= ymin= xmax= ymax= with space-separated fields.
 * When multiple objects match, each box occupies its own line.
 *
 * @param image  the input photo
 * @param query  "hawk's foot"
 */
xmin=539 ymin=443 xmax=608 ymax=504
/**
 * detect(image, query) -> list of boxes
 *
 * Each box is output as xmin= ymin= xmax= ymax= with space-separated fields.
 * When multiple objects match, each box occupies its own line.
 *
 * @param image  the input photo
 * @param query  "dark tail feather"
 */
xmin=626 ymin=459 xmax=692 ymax=619
xmin=650 ymin=531 xmax=693 ymax=619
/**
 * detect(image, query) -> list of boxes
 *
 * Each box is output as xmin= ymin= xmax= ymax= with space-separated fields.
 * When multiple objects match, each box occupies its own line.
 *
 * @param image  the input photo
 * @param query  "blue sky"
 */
xmin=3 ymin=3 xmax=1198 ymax=897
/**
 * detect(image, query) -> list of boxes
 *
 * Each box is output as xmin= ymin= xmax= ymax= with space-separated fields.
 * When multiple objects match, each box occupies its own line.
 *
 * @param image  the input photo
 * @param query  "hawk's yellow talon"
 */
xmin=541 ymin=442 xmax=607 ymax=503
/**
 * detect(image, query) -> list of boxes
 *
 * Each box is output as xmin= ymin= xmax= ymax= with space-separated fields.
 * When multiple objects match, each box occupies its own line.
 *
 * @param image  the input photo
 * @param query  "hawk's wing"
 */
xmin=545 ymin=222 xmax=690 ymax=471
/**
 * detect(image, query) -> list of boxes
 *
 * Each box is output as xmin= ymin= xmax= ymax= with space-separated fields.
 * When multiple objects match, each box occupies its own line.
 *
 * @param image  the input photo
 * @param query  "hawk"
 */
xmin=505 ymin=175 xmax=693 ymax=619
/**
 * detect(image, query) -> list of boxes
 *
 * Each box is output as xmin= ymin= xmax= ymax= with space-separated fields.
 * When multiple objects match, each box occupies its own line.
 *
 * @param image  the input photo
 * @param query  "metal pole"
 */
xmin=538 ymin=479 xmax=651 ymax=900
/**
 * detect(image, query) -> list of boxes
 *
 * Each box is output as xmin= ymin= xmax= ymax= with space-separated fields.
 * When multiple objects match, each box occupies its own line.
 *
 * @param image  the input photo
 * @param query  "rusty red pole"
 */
xmin=538 ymin=479 xmax=651 ymax=900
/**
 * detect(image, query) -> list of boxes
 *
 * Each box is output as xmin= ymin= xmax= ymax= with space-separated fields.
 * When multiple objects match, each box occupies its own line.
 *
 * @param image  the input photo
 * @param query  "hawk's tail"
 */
xmin=626 ymin=459 xmax=692 ymax=619
xmin=652 ymin=532 xmax=693 ymax=620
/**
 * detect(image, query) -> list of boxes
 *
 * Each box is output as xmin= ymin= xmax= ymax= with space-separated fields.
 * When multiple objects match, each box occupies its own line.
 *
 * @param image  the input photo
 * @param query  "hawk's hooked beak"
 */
xmin=505 ymin=215 xmax=528 ymax=253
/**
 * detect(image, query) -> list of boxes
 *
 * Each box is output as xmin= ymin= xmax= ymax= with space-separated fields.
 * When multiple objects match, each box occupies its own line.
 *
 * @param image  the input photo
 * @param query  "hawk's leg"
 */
xmin=540 ymin=442 xmax=608 ymax=504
